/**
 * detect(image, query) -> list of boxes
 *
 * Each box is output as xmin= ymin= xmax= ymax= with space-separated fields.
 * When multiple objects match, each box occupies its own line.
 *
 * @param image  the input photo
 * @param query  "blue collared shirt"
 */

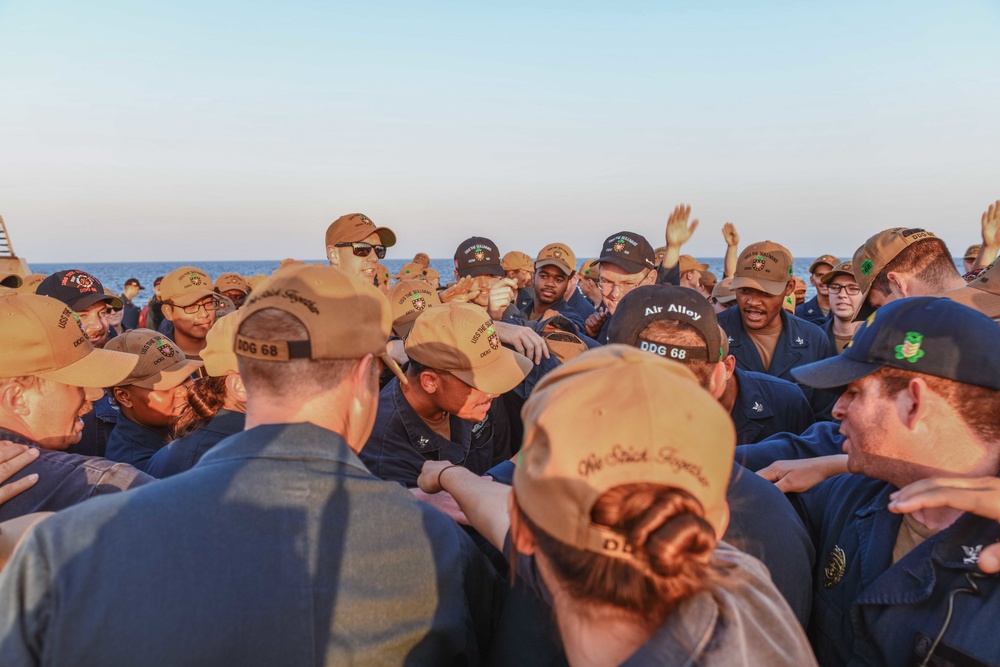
xmin=104 ymin=412 xmax=169 ymax=474
xmin=145 ymin=409 xmax=246 ymax=479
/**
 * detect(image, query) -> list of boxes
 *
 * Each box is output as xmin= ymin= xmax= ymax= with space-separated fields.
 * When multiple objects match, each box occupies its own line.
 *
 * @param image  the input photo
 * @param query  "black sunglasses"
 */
xmin=335 ymin=242 xmax=386 ymax=259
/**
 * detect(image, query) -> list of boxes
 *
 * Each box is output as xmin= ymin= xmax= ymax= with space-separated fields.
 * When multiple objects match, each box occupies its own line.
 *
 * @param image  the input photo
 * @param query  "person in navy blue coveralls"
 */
xmin=796 ymin=254 xmax=840 ymax=326
xmin=776 ymin=297 xmax=1000 ymax=667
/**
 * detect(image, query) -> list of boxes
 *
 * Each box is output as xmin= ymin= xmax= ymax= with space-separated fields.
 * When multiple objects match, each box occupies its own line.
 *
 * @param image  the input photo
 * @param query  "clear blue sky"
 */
xmin=2 ymin=0 xmax=998 ymax=263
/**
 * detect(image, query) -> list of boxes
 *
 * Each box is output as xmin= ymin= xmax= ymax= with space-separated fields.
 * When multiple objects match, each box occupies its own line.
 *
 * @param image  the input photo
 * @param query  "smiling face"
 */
xmin=533 ymin=265 xmax=570 ymax=308
xmin=20 ymin=379 xmax=96 ymax=450
xmin=117 ymin=381 xmax=190 ymax=430
xmin=164 ymin=296 xmax=217 ymax=342
xmin=598 ymin=264 xmax=654 ymax=315
xmin=811 ymin=263 xmax=833 ymax=296
xmin=76 ymin=301 xmax=111 ymax=349
xmin=734 ymin=283 xmax=790 ymax=332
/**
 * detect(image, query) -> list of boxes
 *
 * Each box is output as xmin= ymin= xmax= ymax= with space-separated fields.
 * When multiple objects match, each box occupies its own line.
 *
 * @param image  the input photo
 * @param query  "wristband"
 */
xmin=436 ymin=464 xmax=462 ymax=490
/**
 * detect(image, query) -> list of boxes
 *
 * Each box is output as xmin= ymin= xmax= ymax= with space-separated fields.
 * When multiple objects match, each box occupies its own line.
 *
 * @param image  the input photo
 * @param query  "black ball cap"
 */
xmin=36 ymin=270 xmax=122 ymax=312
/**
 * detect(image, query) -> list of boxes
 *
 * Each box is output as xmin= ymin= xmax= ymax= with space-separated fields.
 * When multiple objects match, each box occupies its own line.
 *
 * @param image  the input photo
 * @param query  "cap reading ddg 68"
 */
xmin=234 ymin=265 xmax=405 ymax=382
xmin=607 ymin=285 xmax=725 ymax=362
xmin=513 ymin=345 xmax=735 ymax=563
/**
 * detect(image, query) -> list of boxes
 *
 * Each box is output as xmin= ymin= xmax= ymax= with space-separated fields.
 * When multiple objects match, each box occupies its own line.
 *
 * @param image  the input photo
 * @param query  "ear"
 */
xmin=640 ymin=269 xmax=656 ymax=286
xmin=0 ymin=380 xmax=29 ymax=416
xmin=723 ymin=354 xmax=737 ymax=379
xmin=783 ymin=279 xmax=795 ymax=296
xmin=419 ymin=370 xmax=440 ymax=394
xmin=327 ymin=245 xmax=340 ymax=267
xmin=707 ymin=361 xmax=728 ymax=399
xmin=113 ymin=386 xmax=133 ymax=409
xmin=899 ymin=376 xmax=928 ymax=431
xmin=886 ymin=272 xmax=909 ymax=298
xmin=508 ymin=494 xmax=537 ymax=556
xmin=226 ymin=373 xmax=246 ymax=402
xmin=161 ymin=303 xmax=175 ymax=322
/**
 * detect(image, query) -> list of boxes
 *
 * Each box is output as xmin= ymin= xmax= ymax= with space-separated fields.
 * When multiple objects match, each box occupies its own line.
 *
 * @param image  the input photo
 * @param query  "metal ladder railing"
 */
xmin=0 ymin=215 xmax=14 ymax=258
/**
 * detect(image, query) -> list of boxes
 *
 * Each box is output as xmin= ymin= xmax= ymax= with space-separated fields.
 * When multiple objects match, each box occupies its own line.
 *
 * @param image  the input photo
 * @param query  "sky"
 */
xmin=1 ymin=1 xmax=998 ymax=264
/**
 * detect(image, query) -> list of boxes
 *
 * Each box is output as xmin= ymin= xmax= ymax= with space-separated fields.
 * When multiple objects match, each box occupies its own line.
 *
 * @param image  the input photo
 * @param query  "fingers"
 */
xmin=689 ymin=218 xmax=700 ymax=235
xmin=755 ymin=464 xmax=783 ymax=483
xmin=888 ymin=476 xmax=1000 ymax=519
xmin=978 ymin=543 xmax=1000 ymax=574
xmin=0 ymin=445 xmax=39 ymax=485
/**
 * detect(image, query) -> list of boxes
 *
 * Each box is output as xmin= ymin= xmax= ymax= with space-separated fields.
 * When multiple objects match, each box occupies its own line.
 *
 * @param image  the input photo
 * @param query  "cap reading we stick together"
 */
xmin=513 ymin=345 xmax=735 ymax=563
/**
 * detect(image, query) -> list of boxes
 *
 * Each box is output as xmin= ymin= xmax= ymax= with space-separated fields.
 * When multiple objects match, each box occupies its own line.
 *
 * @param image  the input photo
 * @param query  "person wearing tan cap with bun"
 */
xmin=146 ymin=313 xmax=247 ymax=478
xmin=325 ymin=212 xmax=396 ymax=285
xmin=0 ymin=294 xmax=152 ymax=523
xmin=417 ymin=346 xmax=816 ymax=666
xmin=851 ymin=227 xmax=964 ymax=322
xmin=360 ymin=302 xmax=533 ymax=488
xmin=159 ymin=266 xmax=220 ymax=359
xmin=718 ymin=241 xmax=837 ymax=420
xmin=102 ymin=329 xmax=204 ymax=473
xmin=0 ymin=265 xmax=501 ymax=664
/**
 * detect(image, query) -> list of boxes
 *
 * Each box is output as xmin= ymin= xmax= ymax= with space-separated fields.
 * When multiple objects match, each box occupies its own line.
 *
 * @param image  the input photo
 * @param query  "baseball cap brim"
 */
xmin=596 ymin=256 xmax=647 ymax=275
xmin=35 ymin=347 xmax=140 ymax=388
xmin=70 ymin=291 xmax=123 ymax=312
xmin=852 ymin=294 xmax=877 ymax=322
xmin=535 ymin=258 xmax=573 ymax=275
xmin=729 ymin=276 xmax=789 ymax=297
xmin=790 ymin=354 xmax=881 ymax=389
xmin=379 ymin=352 xmax=407 ymax=385
xmin=457 ymin=264 xmax=505 ymax=279
xmin=131 ymin=359 xmax=205 ymax=390
xmin=166 ymin=288 xmax=216 ymax=308
xmin=1 ymin=273 xmax=23 ymax=288
xmin=450 ymin=347 xmax=533 ymax=395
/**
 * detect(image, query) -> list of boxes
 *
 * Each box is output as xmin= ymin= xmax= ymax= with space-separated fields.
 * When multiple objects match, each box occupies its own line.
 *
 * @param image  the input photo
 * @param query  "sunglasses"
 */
xmin=335 ymin=242 xmax=386 ymax=259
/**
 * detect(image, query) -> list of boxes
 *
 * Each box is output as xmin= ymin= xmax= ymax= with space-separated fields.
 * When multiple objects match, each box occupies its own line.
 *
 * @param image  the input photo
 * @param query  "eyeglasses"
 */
xmin=335 ymin=242 xmax=386 ymax=259
xmin=169 ymin=298 xmax=222 ymax=315
xmin=597 ymin=273 xmax=648 ymax=297
xmin=827 ymin=284 xmax=861 ymax=295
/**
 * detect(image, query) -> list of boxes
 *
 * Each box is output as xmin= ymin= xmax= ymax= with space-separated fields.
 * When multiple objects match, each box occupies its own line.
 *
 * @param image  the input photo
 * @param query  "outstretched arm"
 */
xmin=418 ymin=460 xmax=512 ymax=552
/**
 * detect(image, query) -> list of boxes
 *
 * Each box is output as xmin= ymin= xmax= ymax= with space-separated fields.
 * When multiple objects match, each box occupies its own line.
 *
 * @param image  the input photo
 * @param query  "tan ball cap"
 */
xmin=808 ymin=254 xmax=841 ymax=274
xmin=405 ymin=303 xmax=532 ymax=395
xmin=104 ymin=329 xmax=204 ymax=390
xmin=731 ymin=241 xmax=794 ymax=296
xmin=513 ymin=345 xmax=735 ymax=562
xmin=389 ymin=279 xmax=442 ymax=339
xmin=964 ymin=244 xmax=982 ymax=260
xmin=15 ymin=274 xmax=46 ymax=294
xmin=201 ymin=312 xmax=241 ymax=377
xmin=852 ymin=227 xmax=937 ymax=321
xmin=413 ymin=252 xmax=431 ymax=267
xmin=820 ymin=261 xmax=855 ymax=284
xmin=678 ymin=254 xmax=709 ymax=274
xmin=579 ymin=259 xmax=601 ymax=281
xmin=235 ymin=265 xmax=404 ymax=382
xmin=0 ymin=272 xmax=22 ymax=289
xmin=160 ymin=266 xmax=215 ymax=308
xmin=393 ymin=262 xmax=426 ymax=281
xmin=325 ymin=213 xmax=396 ymax=248
xmin=501 ymin=251 xmax=535 ymax=273
xmin=0 ymin=294 xmax=139 ymax=387
xmin=711 ymin=277 xmax=736 ymax=304
xmin=535 ymin=243 xmax=576 ymax=276
xmin=214 ymin=272 xmax=250 ymax=295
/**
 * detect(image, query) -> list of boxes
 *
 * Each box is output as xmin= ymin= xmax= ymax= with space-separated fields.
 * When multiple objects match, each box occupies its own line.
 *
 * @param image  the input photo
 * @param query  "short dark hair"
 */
xmin=870 ymin=238 xmax=960 ymax=297
xmin=636 ymin=320 xmax=715 ymax=387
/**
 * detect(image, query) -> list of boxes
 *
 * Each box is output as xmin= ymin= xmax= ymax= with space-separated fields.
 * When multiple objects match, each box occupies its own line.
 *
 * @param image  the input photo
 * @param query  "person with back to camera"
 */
xmin=419 ymin=345 xmax=817 ymax=666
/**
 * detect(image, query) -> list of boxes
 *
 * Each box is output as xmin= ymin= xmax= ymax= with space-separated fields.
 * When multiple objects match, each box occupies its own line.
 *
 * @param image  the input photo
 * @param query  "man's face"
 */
xmin=505 ymin=268 xmax=532 ymax=289
xmin=964 ymin=257 xmax=975 ymax=274
xmin=810 ymin=264 xmax=833 ymax=296
xmin=680 ymin=269 xmax=702 ymax=290
xmin=734 ymin=284 xmax=789 ymax=331
xmin=123 ymin=284 xmax=140 ymax=299
xmin=121 ymin=382 xmax=189 ymax=429
xmin=77 ymin=301 xmax=111 ymax=349
xmin=833 ymin=375 xmax=904 ymax=480
xmin=471 ymin=275 xmax=501 ymax=308
xmin=329 ymin=232 xmax=383 ymax=283
xmin=21 ymin=379 xmax=95 ymax=449
xmin=793 ymin=281 xmax=807 ymax=305
xmin=598 ymin=264 xmax=653 ymax=315
xmin=533 ymin=266 xmax=570 ymax=308
xmin=222 ymin=289 xmax=247 ymax=308
xmin=829 ymin=275 xmax=863 ymax=322
xmin=431 ymin=371 xmax=496 ymax=423
xmin=167 ymin=296 xmax=217 ymax=341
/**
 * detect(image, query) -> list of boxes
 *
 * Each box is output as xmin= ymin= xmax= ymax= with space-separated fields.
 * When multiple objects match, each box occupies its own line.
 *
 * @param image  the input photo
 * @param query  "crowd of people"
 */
xmin=0 ymin=202 xmax=999 ymax=666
